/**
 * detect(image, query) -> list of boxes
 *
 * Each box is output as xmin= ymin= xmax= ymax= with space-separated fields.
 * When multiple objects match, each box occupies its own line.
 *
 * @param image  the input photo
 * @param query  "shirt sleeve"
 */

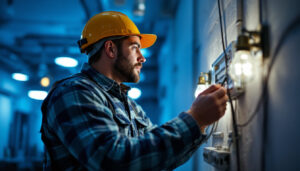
xmin=46 ymin=81 xmax=206 ymax=171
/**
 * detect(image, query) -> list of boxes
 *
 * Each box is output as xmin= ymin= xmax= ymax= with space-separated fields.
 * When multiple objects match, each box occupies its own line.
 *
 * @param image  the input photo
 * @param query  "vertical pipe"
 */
xmin=192 ymin=0 xmax=199 ymax=88
xmin=192 ymin=0 xmax=199 ymax=169
xmin=236 ymin=0 xmax=245 ymax=33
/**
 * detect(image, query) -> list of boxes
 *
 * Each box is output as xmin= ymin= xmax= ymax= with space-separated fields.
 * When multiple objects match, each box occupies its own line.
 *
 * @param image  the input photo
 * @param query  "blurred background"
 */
xmin=0 ymin=0 xmax=300 ymax=170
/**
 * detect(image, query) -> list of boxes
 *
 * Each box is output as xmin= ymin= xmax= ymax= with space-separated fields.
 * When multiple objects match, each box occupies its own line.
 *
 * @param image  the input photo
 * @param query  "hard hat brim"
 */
xmin=139 ymin=34 xmax=157 ymax=49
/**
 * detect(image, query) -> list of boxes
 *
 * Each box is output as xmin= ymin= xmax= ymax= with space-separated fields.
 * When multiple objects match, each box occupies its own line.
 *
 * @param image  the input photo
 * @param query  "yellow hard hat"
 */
xmin=78 ymin=11 xmax=157 ymax=53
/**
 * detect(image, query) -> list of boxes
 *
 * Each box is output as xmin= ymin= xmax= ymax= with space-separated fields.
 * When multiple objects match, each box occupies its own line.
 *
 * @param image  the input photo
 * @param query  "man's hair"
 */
xmin=88 ymin=37 xmax=128 ymax=65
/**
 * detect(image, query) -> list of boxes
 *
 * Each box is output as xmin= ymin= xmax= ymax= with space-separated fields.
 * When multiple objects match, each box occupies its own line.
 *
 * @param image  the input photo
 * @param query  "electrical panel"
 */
xmin=211 ymin=41 xmax=244 ymax=99
xmin=203 ymin=131 xmax=233 ymax=170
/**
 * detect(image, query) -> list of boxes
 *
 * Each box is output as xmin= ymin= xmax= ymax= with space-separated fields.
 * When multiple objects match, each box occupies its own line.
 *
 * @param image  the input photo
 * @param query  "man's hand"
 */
xmin=187 ymin=84 xmax=228 ymax=129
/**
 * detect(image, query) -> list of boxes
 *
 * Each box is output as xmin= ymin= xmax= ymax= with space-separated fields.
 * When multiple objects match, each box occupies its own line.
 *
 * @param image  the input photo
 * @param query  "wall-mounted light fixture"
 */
xmin=194 ymin=72 xmax=211 ymax=98
xmin=229 ymin=35 xmax=255 ymax=87
xmin=229 ymin=25 xmax=269 ymax=88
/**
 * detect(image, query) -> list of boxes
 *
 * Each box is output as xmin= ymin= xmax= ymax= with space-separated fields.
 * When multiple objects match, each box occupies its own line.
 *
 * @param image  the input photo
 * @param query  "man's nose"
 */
xmin=138 ymin=49 xmax=146 ymax=63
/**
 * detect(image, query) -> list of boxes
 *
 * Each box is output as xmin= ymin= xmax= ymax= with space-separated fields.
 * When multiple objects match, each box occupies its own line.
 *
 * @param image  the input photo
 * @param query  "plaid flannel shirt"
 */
xmin=41 ymin=63 xmax=206 ymax=171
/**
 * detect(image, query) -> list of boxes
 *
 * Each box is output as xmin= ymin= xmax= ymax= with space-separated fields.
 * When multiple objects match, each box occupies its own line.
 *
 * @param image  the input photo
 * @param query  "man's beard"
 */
xmin=114 ymin=51 xmax=141 ymax=83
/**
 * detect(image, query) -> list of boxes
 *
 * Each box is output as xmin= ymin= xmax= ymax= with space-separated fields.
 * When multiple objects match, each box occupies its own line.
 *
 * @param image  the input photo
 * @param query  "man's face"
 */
xmin=113 ymin=36 xmax=146 ymax=83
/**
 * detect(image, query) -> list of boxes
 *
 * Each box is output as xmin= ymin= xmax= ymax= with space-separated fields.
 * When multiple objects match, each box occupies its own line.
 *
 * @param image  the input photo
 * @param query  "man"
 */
xmin=41 ymin=11 xmax=228 ymax=170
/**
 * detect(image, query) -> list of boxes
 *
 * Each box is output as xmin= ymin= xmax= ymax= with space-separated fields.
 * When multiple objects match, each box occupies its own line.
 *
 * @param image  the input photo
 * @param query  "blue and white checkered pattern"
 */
xmin=41 ymin=63 xmax=206 ymax=170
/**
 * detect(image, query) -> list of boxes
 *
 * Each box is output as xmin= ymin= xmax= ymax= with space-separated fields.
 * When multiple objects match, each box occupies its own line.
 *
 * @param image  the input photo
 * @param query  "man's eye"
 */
xmin=132 ymin=46 xmax=139 ymax=50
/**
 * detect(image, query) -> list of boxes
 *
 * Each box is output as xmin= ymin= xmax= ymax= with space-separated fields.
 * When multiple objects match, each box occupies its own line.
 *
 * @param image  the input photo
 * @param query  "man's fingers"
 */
xmin=220 ymin=97 xmax=228 ymax=106
xmin=200 ymin=84 xmax=221 ymax=95
xmin=212 ymin=87 xmax=227 ymax=98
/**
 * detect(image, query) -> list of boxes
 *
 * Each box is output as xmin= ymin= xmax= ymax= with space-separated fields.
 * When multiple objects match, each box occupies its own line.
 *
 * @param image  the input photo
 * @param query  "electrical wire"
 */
xmin=236 ymin=91 xmax=263 ymax=127
xmin=203 ymin=117 xmax=220 ymax=143
xmin=261 ymin=15 xmax=300 ymax=171
xmin=265 ymin=16 xmax=300 ymax=92
xmin=217 ymin=0 xmax=241 ymax=171
xmin=204 ymin=122 xmax=216 ymax=142
xmin=213 ymin=120 xmax=219 ymax=133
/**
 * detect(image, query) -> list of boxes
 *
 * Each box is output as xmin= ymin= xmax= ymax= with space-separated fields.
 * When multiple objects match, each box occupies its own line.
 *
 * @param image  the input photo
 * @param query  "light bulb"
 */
xmin=194 ymin=84 xmax=209 ymax=98
xmin=194 ymin=72 xmax=211 ymax=98
xmin=229 ymin=50 xmax=255 ymax=85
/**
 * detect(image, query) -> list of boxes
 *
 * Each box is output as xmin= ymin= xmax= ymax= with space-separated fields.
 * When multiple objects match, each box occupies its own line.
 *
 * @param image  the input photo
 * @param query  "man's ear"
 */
xmin=104 ymin=40 xmax=117 ymax=58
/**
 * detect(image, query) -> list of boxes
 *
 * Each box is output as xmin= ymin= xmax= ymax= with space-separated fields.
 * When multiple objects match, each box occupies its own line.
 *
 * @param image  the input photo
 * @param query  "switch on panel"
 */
xmin=203 ymin=147 xmax=230 ymax=170
xmin=203 ymin=131 xmax=231 ymax=170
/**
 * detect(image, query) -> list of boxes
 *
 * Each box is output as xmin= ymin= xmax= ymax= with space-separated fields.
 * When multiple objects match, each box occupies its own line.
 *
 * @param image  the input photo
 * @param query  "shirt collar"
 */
xmin=80 ymin=63 xmax=131 ymax=94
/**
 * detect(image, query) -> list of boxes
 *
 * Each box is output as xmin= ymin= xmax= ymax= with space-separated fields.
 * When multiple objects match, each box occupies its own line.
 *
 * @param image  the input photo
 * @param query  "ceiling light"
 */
xmin=12 ymin=73 xmax=29 ymax=81
xmin=138 ymin=3 xmax=145 ymax=11
xmin=133 ymin=0 xmax=145 ymax=16
xmin=40 ymin=77 xmax=50 ymax=87
xmin=128 ymin=87 xmax=142 ymax=99
xmin=28 ymin=90 xmax=48 ymax=100
xmin=55 ymin=57 xmax=78 ymax=68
